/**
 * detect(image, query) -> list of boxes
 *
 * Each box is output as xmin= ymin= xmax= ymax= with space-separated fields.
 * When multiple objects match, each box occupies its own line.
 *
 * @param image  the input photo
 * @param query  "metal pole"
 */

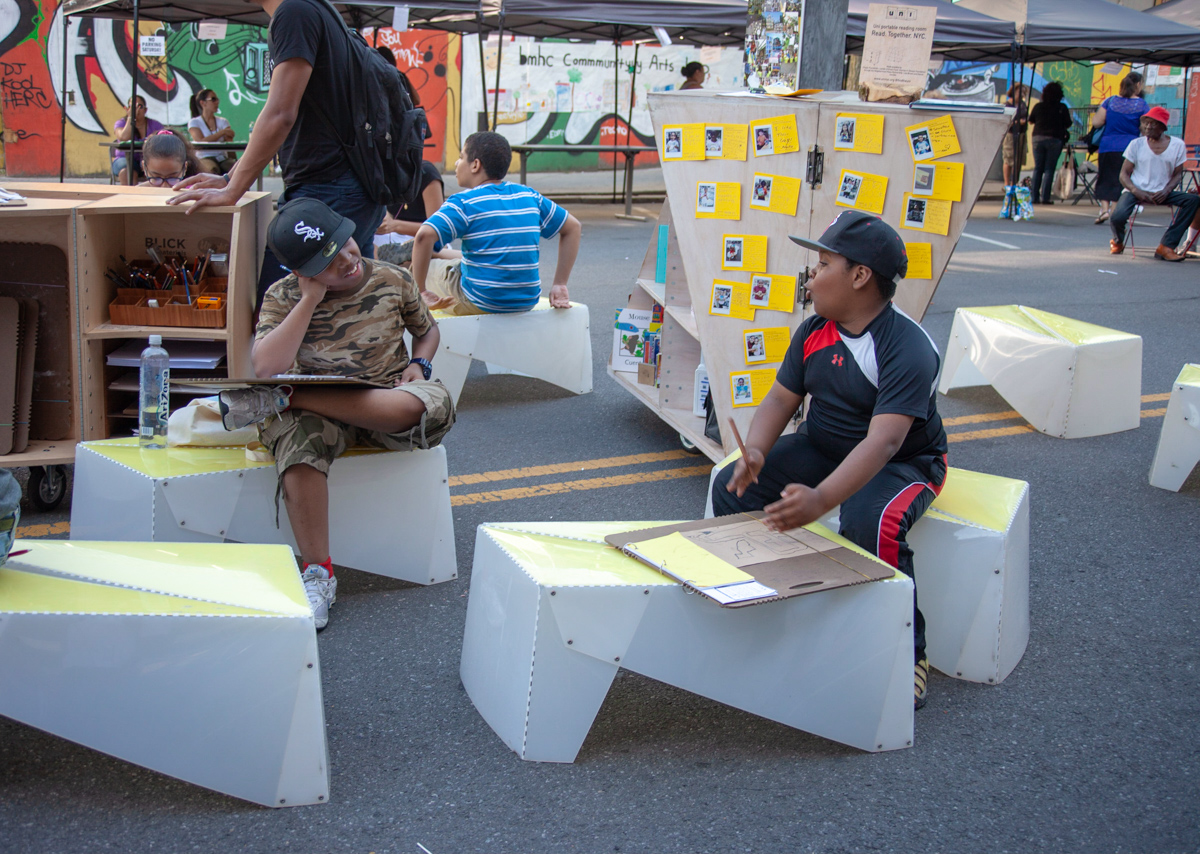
xmin=611 ymin=31 xmax=620 ymax=201
xmin=491 ymin=14 xmax=504 ymax=131
xmin=477 ymin=21 xmax=489 ymax=134
xmin=128 ymin=0 xmax=141 ymax=185
xmin=59 ymin=12 xmax=69 ymax=182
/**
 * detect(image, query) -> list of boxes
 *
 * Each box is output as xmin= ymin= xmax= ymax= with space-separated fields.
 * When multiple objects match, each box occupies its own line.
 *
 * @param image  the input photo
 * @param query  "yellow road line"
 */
xmin=449 ymin=449 xmax=692 ymax=486
xmin=947 ymin=425 xmax=1036 ymax=443
xmin=943 ymin=410 xmax=1021 ymax=427
xmin=1142 ymin=407 xmax=1166 ymax=417
xmin=15 ymin=521 xmax=71 ymax=538
xmin=452 ymin=464 xmax=713 ymax=506
xmin=1143 ymin=393 xmax=1172 ymax=402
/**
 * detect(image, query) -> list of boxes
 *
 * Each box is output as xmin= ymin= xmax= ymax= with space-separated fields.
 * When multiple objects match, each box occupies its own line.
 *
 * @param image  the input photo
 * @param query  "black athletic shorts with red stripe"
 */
xmin=711 ymin=425 xmax=947 ymax=663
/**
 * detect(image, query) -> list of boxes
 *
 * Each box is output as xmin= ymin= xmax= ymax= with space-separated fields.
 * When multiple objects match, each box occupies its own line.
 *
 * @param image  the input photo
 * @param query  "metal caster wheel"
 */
xmin=679 ymin=433 xmax=703 ymax=454
xmin=27 ymin=465 xmax=67 ymax=512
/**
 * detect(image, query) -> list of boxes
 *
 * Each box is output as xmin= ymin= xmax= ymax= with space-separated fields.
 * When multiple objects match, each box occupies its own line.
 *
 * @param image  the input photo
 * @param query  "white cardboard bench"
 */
xmin=427 ymin=298 xmax=593 ymax=403
xmin=0 ymin=539 xmax=328 ymax=807
xmin=70 ymin=438 xmax=457 ymax=585
xmin=705 ymin=457 xmax=1030 ymax=686
xmin=1149 ymin=363 xmax=1200 ymax=491
xmin=939 ymin=305 xmax=1141 ymax=439
xmin=460 ymin=521 xmax=915 ymax=761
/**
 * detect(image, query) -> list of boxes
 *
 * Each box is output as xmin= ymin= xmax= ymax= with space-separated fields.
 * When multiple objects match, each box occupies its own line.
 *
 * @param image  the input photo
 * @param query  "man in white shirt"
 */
xmin=1109 ymin=105 xmax=1199 ymax=261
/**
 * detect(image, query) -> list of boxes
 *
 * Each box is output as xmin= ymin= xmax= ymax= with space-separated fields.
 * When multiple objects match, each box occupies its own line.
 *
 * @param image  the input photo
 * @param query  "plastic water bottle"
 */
xmin=138 ymin=335 xmax=170 ymax=448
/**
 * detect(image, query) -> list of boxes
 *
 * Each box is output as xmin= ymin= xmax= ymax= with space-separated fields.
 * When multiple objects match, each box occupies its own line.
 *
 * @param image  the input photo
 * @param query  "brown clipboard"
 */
xmin=173 ymin=375 xmax=391 ymax=390
xmin=604 ymin=513 xmax=894 ymax=608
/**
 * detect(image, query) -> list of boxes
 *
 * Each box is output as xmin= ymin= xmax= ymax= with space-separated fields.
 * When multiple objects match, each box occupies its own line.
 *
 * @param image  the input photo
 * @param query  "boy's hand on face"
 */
xmin=726 ymin=448 xmax=765 ymax=497
xmin=549 ymin=284 xmax=570 ymax=308
xmin=763 ymin=483 xmax=827 ymax=531
xmin=298 ymin=274 xmax=328 ymax=304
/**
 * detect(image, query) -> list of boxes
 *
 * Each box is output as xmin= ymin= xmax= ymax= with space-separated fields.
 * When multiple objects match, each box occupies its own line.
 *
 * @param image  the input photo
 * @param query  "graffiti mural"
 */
xmin=363 ymin=26 xmax=451 ymax=166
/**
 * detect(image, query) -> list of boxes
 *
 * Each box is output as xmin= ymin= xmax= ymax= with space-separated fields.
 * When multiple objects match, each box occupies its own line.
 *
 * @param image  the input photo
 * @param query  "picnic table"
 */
xmin=511 ymin=143 xmax=658 ymax=221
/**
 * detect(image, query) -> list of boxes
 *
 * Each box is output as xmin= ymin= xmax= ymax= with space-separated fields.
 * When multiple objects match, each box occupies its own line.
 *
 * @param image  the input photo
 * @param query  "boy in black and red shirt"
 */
xmin=712 ymin=211 xmax=947 ymax=709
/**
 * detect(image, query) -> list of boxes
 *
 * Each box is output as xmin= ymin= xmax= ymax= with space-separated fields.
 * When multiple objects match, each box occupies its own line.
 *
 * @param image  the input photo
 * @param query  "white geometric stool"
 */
xmin=70 ymin=438 xmax=456 ymax=585
xmin=1149 ymin=363 xmax=1200 ymax=491
xmin=460 ymin=521 xmax=915 ymax=761
xmin=939 ymin=305 xmax=1142 ymax=438
xmin=428 ymin=299 xmax=593 ymax=403
xmin=0 ymin=539 xmax=327 ymax=807
xmin=705 ymin=457 xmax=1030 ymax=685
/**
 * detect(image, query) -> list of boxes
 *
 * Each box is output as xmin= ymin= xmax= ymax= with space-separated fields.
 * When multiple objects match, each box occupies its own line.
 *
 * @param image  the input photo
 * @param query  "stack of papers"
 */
xmin=106 ymin=339 xmax=226 ymax=369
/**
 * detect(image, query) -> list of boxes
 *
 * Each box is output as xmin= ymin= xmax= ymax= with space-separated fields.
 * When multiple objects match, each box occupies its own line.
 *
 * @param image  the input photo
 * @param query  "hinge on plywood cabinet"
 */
xmin=806 ymin=145 xmax=824 ymax=188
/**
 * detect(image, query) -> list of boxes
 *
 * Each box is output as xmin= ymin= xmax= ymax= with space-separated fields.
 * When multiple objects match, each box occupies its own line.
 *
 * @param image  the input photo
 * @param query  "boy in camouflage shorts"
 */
xmin=218 ymin=198 xmax=454 ymax=629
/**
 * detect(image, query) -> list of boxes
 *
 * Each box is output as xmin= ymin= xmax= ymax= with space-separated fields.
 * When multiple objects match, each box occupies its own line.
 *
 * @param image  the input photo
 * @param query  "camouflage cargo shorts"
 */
xmin=258 ymin=379 xmax=455 ymax=476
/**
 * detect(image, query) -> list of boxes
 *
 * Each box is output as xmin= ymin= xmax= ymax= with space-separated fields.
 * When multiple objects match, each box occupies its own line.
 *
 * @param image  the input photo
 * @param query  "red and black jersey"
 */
xmin=776 ymin=304 xmax=947 ymax=462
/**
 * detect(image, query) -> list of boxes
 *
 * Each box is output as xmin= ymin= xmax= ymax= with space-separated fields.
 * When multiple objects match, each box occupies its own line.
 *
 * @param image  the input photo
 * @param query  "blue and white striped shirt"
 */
xmin=425 ymin=182 xmax=569 ymax=313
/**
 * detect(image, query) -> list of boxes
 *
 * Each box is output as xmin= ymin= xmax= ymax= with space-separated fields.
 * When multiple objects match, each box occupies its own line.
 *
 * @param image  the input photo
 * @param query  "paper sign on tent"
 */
xmin=905 ymin=115 xmax=961 ymax=161
xmin=834 ymin=169 xmax=888 ymax=215
xmin=704 ymin=124 xmax=749 ymax=160
xmin=661 ymin=124 xmax=705 ymax=161
xmin=730 ymin=368 xmax=776 ymax=407
xmin=903 ymin=243 xmax=932 ymax=279
xmin=750 ymin=114 xmax=800 ymax=157
xmin=832 ymin=113 xmax=885 ymax=154
xmin=709 ymin=279 xmax=756 ymax=321
xmin=900 ymin=194 xmax=952 ymax=236
xmin=695 ymin=182 xmax=741 ymax=220
xmin=721 ymin=234 xmax=768 ymax=272
xmin=911 ymin=161 xmax=964 ymax=201
xmin=748 ymin=273 xmax=797 ymax=313
xmin=743 ymin=327 xmax=791 ymax=365
xmin=748 ymin=172 xmax=802 ymax=216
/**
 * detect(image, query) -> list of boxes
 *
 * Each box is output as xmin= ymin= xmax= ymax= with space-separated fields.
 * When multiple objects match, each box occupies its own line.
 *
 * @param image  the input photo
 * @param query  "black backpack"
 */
xmin=306 ymin=0 xmax=426 ymax=207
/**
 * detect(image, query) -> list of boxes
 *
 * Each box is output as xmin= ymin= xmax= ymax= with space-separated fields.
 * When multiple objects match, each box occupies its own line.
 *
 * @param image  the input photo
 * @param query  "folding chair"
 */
xmin=1069 ymin=146 xmax=1100 ymax=207
xmin=1126 ymin=201 xmax=1199 ymax=259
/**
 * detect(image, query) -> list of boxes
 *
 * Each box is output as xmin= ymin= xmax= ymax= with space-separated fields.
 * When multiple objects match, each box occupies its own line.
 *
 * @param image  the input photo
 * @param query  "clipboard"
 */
xmin=173 ymin=375 xmax=392 ymax=390
xmin=604 ymin=513 xmax=893 ymax=608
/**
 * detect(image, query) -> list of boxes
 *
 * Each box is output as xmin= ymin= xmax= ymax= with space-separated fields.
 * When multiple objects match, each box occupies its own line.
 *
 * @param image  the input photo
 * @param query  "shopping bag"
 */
xmin=1012 ymin=185 xmax=1035 ymax=221
xmin=1054 ymin=159 xmax=1076 ymax=200
xmin=167 ymin=396 xmax=258 ymax=446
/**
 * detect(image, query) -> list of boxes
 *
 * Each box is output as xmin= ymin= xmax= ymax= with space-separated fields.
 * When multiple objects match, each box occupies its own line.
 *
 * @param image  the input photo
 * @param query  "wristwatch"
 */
xmin=410 ymin=357 xmax=433 ymax=380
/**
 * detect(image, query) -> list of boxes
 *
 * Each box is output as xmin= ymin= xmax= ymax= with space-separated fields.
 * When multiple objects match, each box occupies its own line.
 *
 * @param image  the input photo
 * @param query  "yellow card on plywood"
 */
xmin=710 ymin=279 xmax=756 ymax=321
xmin=911 ymin=161 xmax=964 ymax=202
xmin=748 ymin=172 xmax=802 ymax=215
xmin=834 ymin=169 xmax=888 ymax=215
xmin=750 ymin=114 xmax=800 ymax=157
xmin=833 ymin=113 xmax=885 ymax=154
xmin=903 ymin=242 xmax=932 ymax=279
xmin=905 ymin=115 xmax=961 ymax=161
xmin=730 ymin=367 xmax=776 ymax=407
xmin=743 ymin=327 xmax=791 ymax=365
xmin=696 ymin=181 xmax=741 ymax=220
xmin=721 ymin=234 xmax=768 ymax=272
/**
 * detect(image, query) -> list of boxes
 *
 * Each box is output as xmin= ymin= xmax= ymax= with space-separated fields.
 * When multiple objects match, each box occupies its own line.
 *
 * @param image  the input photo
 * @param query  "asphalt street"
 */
xmin=2 ymin=199 xmax=1198 ymax=853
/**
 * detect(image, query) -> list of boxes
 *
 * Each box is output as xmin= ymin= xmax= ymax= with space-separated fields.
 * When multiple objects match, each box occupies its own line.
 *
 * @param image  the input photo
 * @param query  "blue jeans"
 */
xmin=1031 ymin=137 xmax=1065 ymax=203
xmin=256 ymin=169 xmax=386 ymax=305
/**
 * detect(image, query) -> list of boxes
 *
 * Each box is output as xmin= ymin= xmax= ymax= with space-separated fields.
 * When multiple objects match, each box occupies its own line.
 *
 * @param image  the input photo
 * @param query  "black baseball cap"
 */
xmin=789 ymin=210 xmax=908 ymax=282
xmin=267 ymin=198 xmax=356 ymax=277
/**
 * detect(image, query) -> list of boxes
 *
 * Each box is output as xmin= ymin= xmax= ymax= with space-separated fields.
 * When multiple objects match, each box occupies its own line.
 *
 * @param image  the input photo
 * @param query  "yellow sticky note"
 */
xmin=721 ymin=234 xmax=768 ymax=272
xmin=834 ymin=169 xmax=888 ymax=215
xmin=626 ymin=532 xmax=754 ymax=588
xmin=743 ymin=327 xmax=791 ymax=365
xmin=912 ymin=161 xmax=964 ymax=202
xmin=710 ymin=279 xmax=756 ymax=321
xmin=749 ymin=172 xmax=802 ymax=216
xmin=730 ymin=367 xmax=776 ymax=408
xmin=905 ymin=115 xmax=961 ymax=161
xmin=900 ymin=194 xmax=952 ymax=236
xmin=662 ymin=124 xmax=705 ymax=161
xmin=704 ymin=124 xmax=748 ymax=160
xmin=749 ymin=273 xmax=797 ymax=312
xmin=750 ymin=114 xmax=800 ymax=157
xmin=903 ymin=243 xmax=932 ymax=279
xmin=696 ymin=181 xmax=741 ymax=220
xmin=833 ymin=113 xmax=885 ymax=154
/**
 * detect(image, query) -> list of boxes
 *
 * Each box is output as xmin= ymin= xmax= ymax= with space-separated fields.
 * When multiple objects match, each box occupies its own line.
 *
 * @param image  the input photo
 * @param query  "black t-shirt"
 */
xmin=1029 ymin=101 xmax=1072 ymax=141
xmin=775 ymin=304 xmax=947 ymax=462
xmin=268 ymin=0 xmax=355 ymax=185
xmin=388 ymin=160 xmax=443 ymax=221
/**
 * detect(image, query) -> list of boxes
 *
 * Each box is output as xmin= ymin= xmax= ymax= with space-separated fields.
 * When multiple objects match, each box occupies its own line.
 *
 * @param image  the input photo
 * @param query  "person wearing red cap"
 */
xmin=1109 ymin=105 xmax=1199 ymax=261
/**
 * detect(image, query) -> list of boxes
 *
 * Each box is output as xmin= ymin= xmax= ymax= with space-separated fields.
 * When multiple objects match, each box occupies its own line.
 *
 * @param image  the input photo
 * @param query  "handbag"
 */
xmin=167 ymin=396 xmax=259 ymax=447
xmin=1054 ymin=157 xmax=1076 ymax=200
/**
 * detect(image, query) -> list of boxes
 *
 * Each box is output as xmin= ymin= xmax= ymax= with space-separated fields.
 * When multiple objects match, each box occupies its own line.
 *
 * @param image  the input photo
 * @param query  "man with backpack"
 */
xmin=169 ymin=0 xmax=424 ymax=304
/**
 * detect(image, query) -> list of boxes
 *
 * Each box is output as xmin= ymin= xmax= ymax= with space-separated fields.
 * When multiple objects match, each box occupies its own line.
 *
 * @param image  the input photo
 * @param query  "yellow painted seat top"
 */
xmin=1176 ymin=363 xmax=1200 ymax=387
xmin=961 ymin=305 xmax=1136 ymax=345
xmin=432 ymin=296 xmax=555 ymax=320
xmin=484 ymin=520 xmax=893 ymax=588
xmin=82 ymin=436 xmax=393 ymax=478
xmin=0 ymin=540 xmax=310 ymax=616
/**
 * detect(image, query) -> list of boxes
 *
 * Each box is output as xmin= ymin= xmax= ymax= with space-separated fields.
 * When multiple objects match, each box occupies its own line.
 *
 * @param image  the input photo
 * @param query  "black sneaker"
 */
xmin=915 ymin=657 xmax=930 ymax=710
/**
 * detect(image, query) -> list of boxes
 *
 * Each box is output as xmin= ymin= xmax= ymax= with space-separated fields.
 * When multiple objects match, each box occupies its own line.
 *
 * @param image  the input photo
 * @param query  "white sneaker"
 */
xmin=301 ymin=563 xmax=337 ymax=630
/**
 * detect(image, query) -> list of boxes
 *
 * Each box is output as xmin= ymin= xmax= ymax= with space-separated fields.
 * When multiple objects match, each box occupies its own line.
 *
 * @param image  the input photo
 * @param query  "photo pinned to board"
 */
xmin=835 ymin=116 xmax=856 ymax=150
xmin=913 ymin=164 xmax=936 ymax=196
xmin=753 ymin=123 xmax=775 ymax=156
xmin=904 ymin=196 xmax=928 ymax=229
xmin=908 ymin=126 xmax=934 ymax=160
xmin=663 ymin=127 xmax=684 ymax=159
xmin=697 ymin=182 xmax=717 ymax=214
xmin=751 ymin=174 xmax=773 ymax=208
xmin=724 ymin=236 xmax=744 ymax=268
xmin=744 ymin=331 xmax=767 ymax=363
xmin=836 ymin=172 xmax=862 ymax=207
xmin=705 ymin=126 xmax=724 ymax=157
xmin=732 ymin=372 xmax=754 ymax=405
xmin=750 ymin=274 xmax=772 ymax=308
xmin=711 ymin=282 xmax=734 ymax=314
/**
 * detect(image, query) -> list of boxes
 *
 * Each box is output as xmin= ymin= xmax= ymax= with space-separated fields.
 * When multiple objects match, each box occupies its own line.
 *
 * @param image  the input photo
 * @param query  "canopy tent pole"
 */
xmin=476 ymin=17 xmax=489 ymax=134
xmin=626 ymin=42 xmax=640 ymax=147
xmin=128 ymin=0 xmax=140 ymax=184
xmin=612 ymin=29 xmax=620 ymax=202
xmin=59 ymin=13 xmax=69 ymax=182
xmin=491 ymin=12 xmax=504 ymax=131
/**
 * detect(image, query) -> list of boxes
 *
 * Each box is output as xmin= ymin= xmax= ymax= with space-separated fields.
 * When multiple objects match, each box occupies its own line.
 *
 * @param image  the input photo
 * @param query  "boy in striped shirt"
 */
xmin=411 ymin=131 xmax=582 ymax=315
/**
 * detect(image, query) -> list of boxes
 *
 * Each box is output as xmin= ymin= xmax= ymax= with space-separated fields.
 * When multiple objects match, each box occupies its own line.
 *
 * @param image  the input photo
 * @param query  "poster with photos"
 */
xmin=743 ymin=0 xmax=804 ymax=91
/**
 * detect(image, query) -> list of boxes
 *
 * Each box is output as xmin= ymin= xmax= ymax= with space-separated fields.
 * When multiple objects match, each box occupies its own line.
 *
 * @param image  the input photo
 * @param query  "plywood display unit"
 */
xmin=610 ymin=91 xmax=1008 ymax=463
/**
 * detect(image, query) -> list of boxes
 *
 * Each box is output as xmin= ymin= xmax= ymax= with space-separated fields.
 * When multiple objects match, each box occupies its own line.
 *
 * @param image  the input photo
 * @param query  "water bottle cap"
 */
xmin=148 ymin=335 xmax=162 ymax=346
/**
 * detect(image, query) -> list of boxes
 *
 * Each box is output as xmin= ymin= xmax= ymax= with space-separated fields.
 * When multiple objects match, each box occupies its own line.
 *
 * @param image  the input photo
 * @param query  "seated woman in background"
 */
xmin=187 ymin=89 xmax=237 ymax=175
xmin=112 ymin=94 xmax=164 ymax=185
xmin=374 ymin=160 xmax=461 ymax=265
xmin=138 ymin=130 xmax=205 ymax=187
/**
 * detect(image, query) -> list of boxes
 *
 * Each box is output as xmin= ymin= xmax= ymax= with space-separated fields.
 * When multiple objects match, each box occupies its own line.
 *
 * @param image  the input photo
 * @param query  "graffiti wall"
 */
xmin=0 ymin=1 xmax=458 ymax=177
xmin=460 ymin=36 xmax=743 ymax=171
